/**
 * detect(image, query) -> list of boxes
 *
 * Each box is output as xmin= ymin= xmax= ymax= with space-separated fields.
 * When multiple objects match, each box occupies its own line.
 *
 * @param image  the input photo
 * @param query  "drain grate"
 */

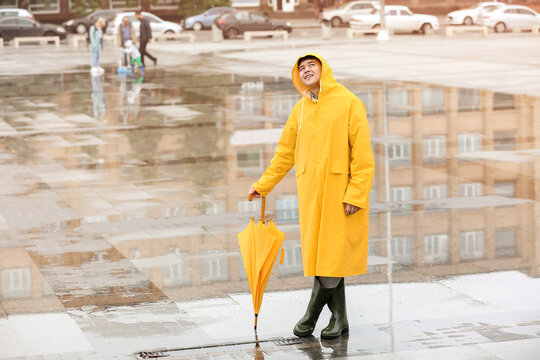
xmin=136 ymin=336 xmax=305 ymax=358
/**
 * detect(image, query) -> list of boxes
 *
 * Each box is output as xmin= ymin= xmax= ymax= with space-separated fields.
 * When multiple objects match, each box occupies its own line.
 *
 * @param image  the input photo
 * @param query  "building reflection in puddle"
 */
xmin=0 ymin=70 xmax=539 ymax=313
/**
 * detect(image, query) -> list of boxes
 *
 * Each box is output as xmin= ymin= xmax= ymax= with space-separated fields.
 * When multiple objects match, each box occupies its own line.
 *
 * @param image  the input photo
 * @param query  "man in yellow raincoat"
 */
xmin=249 ymin=53 xmax=375 ymax=339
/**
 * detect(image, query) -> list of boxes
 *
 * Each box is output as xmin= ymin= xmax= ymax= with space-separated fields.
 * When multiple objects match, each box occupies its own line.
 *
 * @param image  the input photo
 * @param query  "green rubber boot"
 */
xmin=321 ymin=278 xmax=349 ymax=339
xmin=293 ymin=277 xmax=335 ymax=337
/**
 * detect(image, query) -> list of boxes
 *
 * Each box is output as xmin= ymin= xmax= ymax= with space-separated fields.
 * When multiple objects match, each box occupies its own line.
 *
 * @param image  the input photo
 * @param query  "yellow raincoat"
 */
xmin=252 ymin=53 xmax=375 ymax=277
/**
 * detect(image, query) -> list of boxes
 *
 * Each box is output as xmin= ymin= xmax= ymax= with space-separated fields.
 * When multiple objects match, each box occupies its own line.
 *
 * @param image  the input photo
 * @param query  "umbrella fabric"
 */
xmin=238 ymin=198 xmax=285 ymax=330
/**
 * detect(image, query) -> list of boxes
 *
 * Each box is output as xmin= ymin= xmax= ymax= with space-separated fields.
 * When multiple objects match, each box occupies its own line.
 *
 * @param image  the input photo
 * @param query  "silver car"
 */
xmin=107 ymin=11 xmax=182 ymax=36
xmin=320 ymin=0 xmax=380 ymax=27
xmin=477 ymin=5 xmax=540 ymax=32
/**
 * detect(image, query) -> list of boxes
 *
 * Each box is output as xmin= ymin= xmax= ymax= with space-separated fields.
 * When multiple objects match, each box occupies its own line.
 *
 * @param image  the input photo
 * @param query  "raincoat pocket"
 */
xmin=330 ymin=160 xmax=350 ymax=174
xmin=295 ymin=161 xmax=305 ymax=177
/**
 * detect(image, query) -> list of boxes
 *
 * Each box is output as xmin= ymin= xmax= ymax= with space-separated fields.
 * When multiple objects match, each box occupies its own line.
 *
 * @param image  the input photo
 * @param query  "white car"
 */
xmin=350 ymin=5 xmax=439 ymax=34
xmin=447 ymin=2 xmax=505 ymax=25
xmin=0 ymin=8 xmax=34 ymax=20
xmin=320 ymin=0 xmax=380 ymax=27
xmin=477 ymin=5 xmax=540 ymax=32
xmin=107 ymin=11 xmax=182 ymax=37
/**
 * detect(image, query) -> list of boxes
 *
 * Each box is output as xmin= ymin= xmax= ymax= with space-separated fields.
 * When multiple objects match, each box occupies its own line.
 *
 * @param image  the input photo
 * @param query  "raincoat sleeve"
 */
xmin=252 ymin=109 xmax=298 ymax=196
xmin=343 ymin=98 xmax=375 ymax=209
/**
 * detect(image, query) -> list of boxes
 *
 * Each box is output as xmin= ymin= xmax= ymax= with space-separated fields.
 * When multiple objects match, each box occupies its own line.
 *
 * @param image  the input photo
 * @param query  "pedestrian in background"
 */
xmin=249 ymin=53 xmax=375 ymax=339
xmin=135 ymin=11 xmax=157 ymax=67
xmin=89 ymin=17 xmax=106 ymax=76
xmin=117 ymin=16 xmax=136 ymax=68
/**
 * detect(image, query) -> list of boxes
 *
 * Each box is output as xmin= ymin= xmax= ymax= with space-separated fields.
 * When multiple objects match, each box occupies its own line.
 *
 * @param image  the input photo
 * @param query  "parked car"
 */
xmin=350 ymin=5 xmax=439 ymax=34
xmin=184 ymin=6 xmax=234 ymax=31
xmin=107 ymin=11 xmax=182 ymax=37
xmin=320 ymin=1 xmax=380 ymax=27
xmin=0 ymin=8 xmax=34 ymax=20
xmin=447 ymin=2 xmax=505 ymax=25
xmin=215 ymin=11 xmax=292 ymax=39
xmin=0 ymin=16 xmax=66 ymax=41
xmin=477 ymin=5 xmax=540 ymax=32
xmin=63 ymin=9 xmax=117 ymax=34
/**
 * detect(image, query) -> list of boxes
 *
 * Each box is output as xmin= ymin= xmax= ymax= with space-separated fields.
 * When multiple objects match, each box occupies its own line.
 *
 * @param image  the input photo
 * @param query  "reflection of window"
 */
xmin=236 ymin=148 xmax=262 ymax=176
xmin=202 ymin=201 xmax=225 ymax=215
xmin=390 ymin=236 xmax=413 ymax=264
xmin=493 ymin=92 xmax=515 ymax=110
xmin=201 ymin=250 xmax=228 ymax=282
xmin=2 ymin=268 xmax=31 ymax=299
xmin=425 ymin=234 xmax=448 ymax=264
xmin=237 ymin=200 xmax=261 ymax=213
xmin=387 ymin=89 xmax=409 ymax=117
xmin=110 ymin=0 xmax=141 ymax=9
xmin=162 ymin=249 xmax=189 ymax=287
xmin=493 ymin=131 xmax=515 ymax=151
xmin=458 ymin=133 xmax=481 ymax=153
xmin=460 ymin=182 xmax=482 ymax=197
xmin=423 ymin=136 xmax=446 ymax=162
xmin=388 ymin=141 xmax=411 ymax=165
xmin=422 ymin=87 xmax=445 ymax=115
xmin=280 ymin=241 xmax=303 ymax=275
xmin=150 ymin=0 xmax=177 ymax=9
xmin=29 ymin=0 xmax=59 ymax=13
xmin=424 ymin=184 xmax=446 ymax=200
xmin=494 ymin=182 xmax=515 ymax=198
xmin=276 ymin=194 xmax=299 ymax=221
xmin=390 ymin=186 xmax=412 ymax=212
xmin=130 ymin=248 xmax=140 ymax=259
xmin=458 ymin=88 xmax=480 ymax=112
xmin=495 ymin=229 xmax=517 ymax=258
xmin=460 ymin=231 xmax=483 ymax=260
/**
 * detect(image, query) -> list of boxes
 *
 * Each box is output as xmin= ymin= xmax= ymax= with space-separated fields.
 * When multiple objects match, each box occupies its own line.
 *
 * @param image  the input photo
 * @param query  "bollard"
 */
xmin=212 ymin=24 xmax=223 ymax=42
xmin=321 ymin=21 xmax=331 ymax=40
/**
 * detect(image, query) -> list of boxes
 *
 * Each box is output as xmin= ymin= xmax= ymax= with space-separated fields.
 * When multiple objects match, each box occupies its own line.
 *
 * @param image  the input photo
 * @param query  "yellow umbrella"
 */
xmin=238 ymin=195 xmax=285 ymax=330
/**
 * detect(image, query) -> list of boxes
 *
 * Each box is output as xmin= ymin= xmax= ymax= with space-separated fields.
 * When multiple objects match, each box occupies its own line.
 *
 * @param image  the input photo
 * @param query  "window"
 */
xmin=2 ymin=268 xmax=31 ymax=299
xmin=390 ymin=186 xmax=412 ymax=212
xmin=201 ymin=250 xmax=228 ymax=282
xmin=237 ymin=200 xmax=260 ymax=213
xmin=493 ymin=131 xmax=515 ymax=151
xmin=494 ymin=182 xmax=516 ymax=198
xmin=272 ymin=93 xmax=298 ymax=120
xmin=0 ymin=18 xmax=17 ymax=25
xmin=236 ymin=148 xmax=262 ymax=176
xmin=423 ymin=136 xmax=446 ymax=162
xmin=110 ymin=0 xmax=141 ymax=10
xmin=424 ymin=184 xmax=446 ymax=200
xmin=386 ymin=10 xmax=398 ymax=16
xmin=400 ymin=10 xmax=412 ymax=16
xmin=458 ymin=133 xmax=481 ymax=153
xmin=280 ymin=241 xmax=303 ymax=275
xmin=425 ymin=234 xmax=449 ymax=264
xmin=201 ymin=201 xmax=225 ymax=215
xmin=0 ymin=1 xmax=17 ymax=9
xmin=390 ymin=236 xmax=413 ymax=264
xmin=493 ymin=92 xmax=515 ymax=110
xmin=354 ymin=91 xmax=373 ymax=118
xmin=458 ymin=88 xmax=480 ymax=112
xmin=162 ymin=248 xmax=189 ymax=286
xmin=422 ymin=87 xmax=445 ymax=115
xmin=517 ymin=9 xmax=535 ymax=16
xmin=150 ymin=0 xmax=178 ymax=9
xmin=388 ymin=141 xmax=411 ymax=165
xmin=387 ymin=89 xmax=409 ymax=117
xmin=276 ymin=194 xmax=299 ymax=221
xmin=459 ymin=182 xmax=482 ymax=197
xmin=235 ymin=11 xmax=250 ymax=21
xmin=504 ymin=9 xmax=516 ymax=14
xmin=18 ymin=18 xmax=34 ymax=27
xmin=460 ymin=231 xmax=483 ymax=260
xmin=29 ymin=0 xmax=59 ymax=13
xmin=250 ymin=13 xmax=266 ymax=21
xmin=495 ymin=229 xmax=517 ymax=258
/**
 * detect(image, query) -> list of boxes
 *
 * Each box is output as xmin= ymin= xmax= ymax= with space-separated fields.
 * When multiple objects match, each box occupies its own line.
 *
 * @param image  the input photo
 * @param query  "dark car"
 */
xmin=184 ymin=6 xmax=234 ymax=31
xmin=63 ymin=9 xmax=117 ymax=34
xmin=0 ymin=17 xmax=67 ymax=41
xmin=215 ymin=10 xmax=292 ymax=39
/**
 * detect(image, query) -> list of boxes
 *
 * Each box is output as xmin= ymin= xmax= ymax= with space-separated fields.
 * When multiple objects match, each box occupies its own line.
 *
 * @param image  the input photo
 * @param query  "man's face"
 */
xmin=135 ymin=14 xmax=142 ymax=20
xmin=123 ymin=17 xmax=129 ymax=25
xmin=298 ymin=59 xmax=322 ymax=89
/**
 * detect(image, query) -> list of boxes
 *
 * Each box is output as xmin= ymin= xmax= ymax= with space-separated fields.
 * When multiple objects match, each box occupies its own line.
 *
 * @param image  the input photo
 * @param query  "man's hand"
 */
xmin=344 ymin=203 xmax=360 ymax=215
xmin=249 ymin=186 xmax=261 ymax=199
xmin=148 ymin=38 xmax=152 ymax=43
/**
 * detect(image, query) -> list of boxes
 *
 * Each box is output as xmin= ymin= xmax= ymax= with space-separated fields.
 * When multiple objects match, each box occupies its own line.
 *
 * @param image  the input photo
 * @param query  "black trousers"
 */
xmin=140 ymin=40 xmax=156 ymax=66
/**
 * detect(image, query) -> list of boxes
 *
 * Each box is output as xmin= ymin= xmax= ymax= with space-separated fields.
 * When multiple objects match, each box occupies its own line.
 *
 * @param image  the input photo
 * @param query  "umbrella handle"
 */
xmin=248 ymin=194 xmax=266 ymax=222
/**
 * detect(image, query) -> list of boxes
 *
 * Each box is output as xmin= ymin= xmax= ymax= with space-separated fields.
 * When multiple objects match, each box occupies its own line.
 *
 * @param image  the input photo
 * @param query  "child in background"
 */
xmin=123 ymin=40 xmax=144 ymax=74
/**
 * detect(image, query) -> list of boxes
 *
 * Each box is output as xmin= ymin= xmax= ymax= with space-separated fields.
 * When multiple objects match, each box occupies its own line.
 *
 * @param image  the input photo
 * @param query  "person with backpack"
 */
xmin=89 ymin=17 xmax=106 ymax=76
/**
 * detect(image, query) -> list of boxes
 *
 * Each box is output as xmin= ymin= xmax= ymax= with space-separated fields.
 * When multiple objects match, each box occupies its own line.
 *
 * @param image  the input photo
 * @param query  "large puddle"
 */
xmin=0 ymin=68 xmax=538 ymax=312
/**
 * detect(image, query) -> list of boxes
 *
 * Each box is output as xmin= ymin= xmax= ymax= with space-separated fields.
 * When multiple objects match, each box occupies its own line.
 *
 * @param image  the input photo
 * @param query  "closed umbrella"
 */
xmin=238 ymin=195 xmax=285 ymax=330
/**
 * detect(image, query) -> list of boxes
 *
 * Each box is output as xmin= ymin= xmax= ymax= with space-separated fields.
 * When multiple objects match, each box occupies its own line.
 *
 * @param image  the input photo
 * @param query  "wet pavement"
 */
xmin=1 ymin=38 xmax=540 ymax=359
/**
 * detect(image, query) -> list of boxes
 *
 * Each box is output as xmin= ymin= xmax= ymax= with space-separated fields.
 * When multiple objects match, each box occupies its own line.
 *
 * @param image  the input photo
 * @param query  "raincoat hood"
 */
xmin=292 ymin=53 xmax=338 ymax=99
